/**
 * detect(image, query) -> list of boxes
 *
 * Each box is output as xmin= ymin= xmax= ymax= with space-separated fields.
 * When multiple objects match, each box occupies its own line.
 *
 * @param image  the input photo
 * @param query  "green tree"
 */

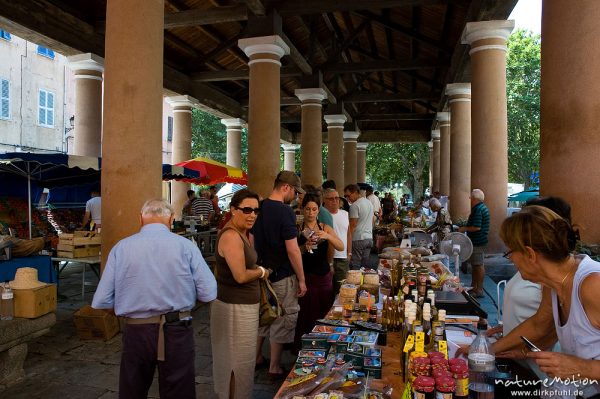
xmin=365 ymin=143 xmax=429 ymax=199
xmin=190 ymin=109 xmax=248 ymax=170
xmin=507 ymin=29 xmax=541 ymax=188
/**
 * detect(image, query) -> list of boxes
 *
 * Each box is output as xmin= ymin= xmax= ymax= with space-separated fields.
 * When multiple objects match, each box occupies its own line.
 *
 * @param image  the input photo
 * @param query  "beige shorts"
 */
xmin=469 ymin=246 xmax=485 ymax=266
xmin=258 ymin=276 xmax=300 ymax=344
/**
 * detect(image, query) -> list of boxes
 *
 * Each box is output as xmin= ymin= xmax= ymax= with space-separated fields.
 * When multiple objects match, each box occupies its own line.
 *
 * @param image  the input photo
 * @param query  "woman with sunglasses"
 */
xmin=211 ymin=189 xmax=268 ymax=399
xmin=293 ymin=193 xmax=344 ymax=351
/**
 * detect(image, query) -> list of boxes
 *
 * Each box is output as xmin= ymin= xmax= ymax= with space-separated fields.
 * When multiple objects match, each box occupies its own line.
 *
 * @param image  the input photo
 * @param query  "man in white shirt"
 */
xmin=323 ymin=188 xmax=350 ymax=294
xmin=82 ymin=187 xmax=101 ymax=229
xmin=344 ymin=184 xmax=374 ymax=269
xmin=366 ymin=186 xmax=381 ymax=225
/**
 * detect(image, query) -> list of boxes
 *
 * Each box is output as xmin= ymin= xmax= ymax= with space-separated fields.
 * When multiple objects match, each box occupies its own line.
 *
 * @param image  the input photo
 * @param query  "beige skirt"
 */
xmin=210 ymin=299 xmax=259 ymax=399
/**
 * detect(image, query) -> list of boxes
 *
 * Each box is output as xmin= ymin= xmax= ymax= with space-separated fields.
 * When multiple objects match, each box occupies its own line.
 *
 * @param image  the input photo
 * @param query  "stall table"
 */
xmin=51 ymin=255 xmax=101 ymax=300
xmin=274 ymin=332 xmax=405 ymax=398
xmin=0 ymin=255 xmax=56 ymax=283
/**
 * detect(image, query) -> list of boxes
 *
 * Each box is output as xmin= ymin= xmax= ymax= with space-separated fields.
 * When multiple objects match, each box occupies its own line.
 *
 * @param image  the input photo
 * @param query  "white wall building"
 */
xmin=0 ymin=29 xmax=175 ymax=161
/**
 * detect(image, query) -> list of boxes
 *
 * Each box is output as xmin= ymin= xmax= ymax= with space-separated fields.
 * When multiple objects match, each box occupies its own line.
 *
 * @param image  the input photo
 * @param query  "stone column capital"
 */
xmin=221 ymin=118 xmax=246 ymax=129
xmin=67 ymin=53 xmax=105 ymax=74
xmin=281 ymin=144 xmax=300 ymax=152
xmin=324 ymin=114 xmax=347 ymax=127
xmin=446 ymin=83 xmax=471 ymax=97
xmin=295 ymin=88 xmax=327 ymax=104
xmin=462 ymin=20 xmax=515 ymax=56
xmin=461 ymin=20 xmax=515 ymax=45
xmin=343 ymin=131 xmax=360 ymax=141
xmin=356 ymin=143 xmax=368 ymax=151
xmin=428 ymin=141 xmax=434 ymax=149
xmin=238 ymin=35 xmax=290 ymax=61
xmin=166 ymin=95 xmax=200 ymax=110
xmin=431 ymin=129 xmax=441 ymax=140
xmin=436 ymin=112 xmax=451 ymax=123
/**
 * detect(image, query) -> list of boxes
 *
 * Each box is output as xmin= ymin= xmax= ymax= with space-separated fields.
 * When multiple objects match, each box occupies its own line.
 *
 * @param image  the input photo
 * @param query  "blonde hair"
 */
xmin=500 ymin=205 xmax=577 ymax=262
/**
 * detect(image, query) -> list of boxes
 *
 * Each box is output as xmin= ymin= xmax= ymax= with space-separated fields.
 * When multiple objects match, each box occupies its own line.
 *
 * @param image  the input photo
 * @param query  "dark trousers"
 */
xmin=119 ymin=322 xmax=196 ymax=399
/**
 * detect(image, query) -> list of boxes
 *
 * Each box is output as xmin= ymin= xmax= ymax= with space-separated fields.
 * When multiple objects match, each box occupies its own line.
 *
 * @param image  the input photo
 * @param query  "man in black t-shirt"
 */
xmin=251 ymin=170 xmax=306 ymax=379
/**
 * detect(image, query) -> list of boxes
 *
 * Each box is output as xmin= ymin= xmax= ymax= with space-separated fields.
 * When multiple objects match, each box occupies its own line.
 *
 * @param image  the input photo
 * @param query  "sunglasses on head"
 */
xmin=235 ymin=206 xmax=260 ymax=215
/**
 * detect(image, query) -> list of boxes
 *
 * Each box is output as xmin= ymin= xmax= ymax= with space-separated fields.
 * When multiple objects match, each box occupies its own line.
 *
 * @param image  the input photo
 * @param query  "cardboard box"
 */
xmin=73 ymin=305 xmax=120 ymax=341
xmin=13 ymin=284 xmax=57 ymax=318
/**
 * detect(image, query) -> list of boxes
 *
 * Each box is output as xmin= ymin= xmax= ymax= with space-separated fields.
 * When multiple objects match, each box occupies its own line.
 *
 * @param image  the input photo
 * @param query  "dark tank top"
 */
xmin=298 ymin=222 xmax=331 ymax=276
xmin=215 ymin=226 xmax=260 ymax=304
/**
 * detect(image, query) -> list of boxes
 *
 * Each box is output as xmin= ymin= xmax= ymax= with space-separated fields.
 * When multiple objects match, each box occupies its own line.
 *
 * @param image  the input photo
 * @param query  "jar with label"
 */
xmin=449 ymin=358 xmax=469 ymax=399
xmin=368 ymin=306 xmax=378 ymax=323
xmin=435 ymin=376 xmax=455 ymax=399
xmin=412 ymin=375 xmax=435 ymax=399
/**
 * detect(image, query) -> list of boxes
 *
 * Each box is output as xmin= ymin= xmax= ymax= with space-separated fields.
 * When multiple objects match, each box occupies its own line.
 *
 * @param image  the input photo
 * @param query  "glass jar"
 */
xmin=434 ymin=376 xmax=455 ymax=399
xmin=412 ymin=376 xmax=435 ymax=399
xmin=449 ymin=359 xmax=469 ymax=399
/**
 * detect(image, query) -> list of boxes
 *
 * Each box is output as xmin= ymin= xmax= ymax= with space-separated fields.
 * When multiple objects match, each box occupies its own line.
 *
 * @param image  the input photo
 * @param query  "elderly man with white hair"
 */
xmin=458 ymin=189 xmax=490 ymax=298
xmin=92 ymin=199 xmax=217 ymax=399
xmin=426 ymin=197 xmax=453 ymax=239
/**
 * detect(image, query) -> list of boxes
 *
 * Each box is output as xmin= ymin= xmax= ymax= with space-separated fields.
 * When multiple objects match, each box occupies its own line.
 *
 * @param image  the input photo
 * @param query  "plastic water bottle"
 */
xmin=468 ymin=319 xmax=495 ymax=398
xmin=1 ymin=281 xmax=14 ymax=320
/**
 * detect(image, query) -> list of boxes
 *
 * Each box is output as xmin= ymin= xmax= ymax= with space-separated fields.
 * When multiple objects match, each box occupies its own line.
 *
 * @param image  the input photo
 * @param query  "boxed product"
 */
xmin=301 ymin=333 xmax=330 ymax=350
xmin=73 ymin=305 xmax=120 ymax=340
xmin=13 ymin=284 xmax=57 ymax=318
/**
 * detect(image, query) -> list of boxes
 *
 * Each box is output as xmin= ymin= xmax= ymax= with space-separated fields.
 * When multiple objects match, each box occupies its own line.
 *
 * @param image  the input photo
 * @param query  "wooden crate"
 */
xmin=57 ymin=245 xmax=100 ymax=258
xmin=59 ymin=231 xmax=101 ymax=246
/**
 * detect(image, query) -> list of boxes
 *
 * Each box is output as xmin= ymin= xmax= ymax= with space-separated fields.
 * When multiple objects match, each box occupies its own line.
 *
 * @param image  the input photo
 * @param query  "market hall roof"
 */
xmin=0 ymin=0 xmax=517 ymax=143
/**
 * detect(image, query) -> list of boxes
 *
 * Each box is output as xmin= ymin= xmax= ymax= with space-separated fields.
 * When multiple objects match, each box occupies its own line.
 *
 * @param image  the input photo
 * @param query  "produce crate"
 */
xmin=74 ymin=305 xmax=120 ymax=341
xmin=57 ymin=232 xmax=101 ymax=258
xmin=13 ymin=284 xmax=57 ymax=318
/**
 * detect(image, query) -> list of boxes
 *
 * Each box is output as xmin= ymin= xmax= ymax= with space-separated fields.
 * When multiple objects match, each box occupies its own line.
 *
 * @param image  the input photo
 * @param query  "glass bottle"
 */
xmin=468 ymin=319 xmax=495 ymax=397
xmin=1 ymin=281 xmax=14 ymax=321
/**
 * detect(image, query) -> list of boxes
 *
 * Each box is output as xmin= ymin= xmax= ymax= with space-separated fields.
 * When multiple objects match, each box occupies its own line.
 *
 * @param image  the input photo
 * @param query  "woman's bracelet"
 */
xmin=258 ymin=266 xmax=266 ymax=279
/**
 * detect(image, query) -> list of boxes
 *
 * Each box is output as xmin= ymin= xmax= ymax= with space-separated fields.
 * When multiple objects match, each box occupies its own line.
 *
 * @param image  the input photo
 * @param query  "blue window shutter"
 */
xmin=1 ymin=79 xmax=8 ymax=118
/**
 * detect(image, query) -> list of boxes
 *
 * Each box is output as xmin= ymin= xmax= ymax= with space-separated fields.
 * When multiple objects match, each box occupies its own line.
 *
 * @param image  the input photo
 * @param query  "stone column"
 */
xmin=282 ymin=144 xmax=299 ymax=172
xmin=437 ymin=112 xmax=451 ymax=197
xmin=101 ymin=0 xmax=163 ymax=270
xmin=67 ymin=53 xmax=104 ymax=157
xmin=343 ymin=131 xmax=359 ymax=186
xmin=221 ymin=118 xmax=245 ymax=168
xmin=324 ymin=114 xmax=346 ymax=193
xmin=356 ymin=143 xmax=367 ymax=183
xmin=166 ymin=95 xmax=198 ymax=220
xmin=540 ymin=2 xmax=600 ymax=243
xmin=296 ymin=88 xmax=326 ymax=187
xmin=462 ymin=20 xmax=514 ymax=252
xmin=432 ymin=129 xmax=441 ymax=193
xmin=239 ymin=36 xmax=290 ymax=198
xmin=446 ymin=83 xmax=472 ymax=221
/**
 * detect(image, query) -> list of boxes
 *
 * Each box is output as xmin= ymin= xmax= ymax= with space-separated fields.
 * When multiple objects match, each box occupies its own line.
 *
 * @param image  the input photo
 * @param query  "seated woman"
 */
xmin=210 ymin=189 xmax=269 ymax=399
xmin=293 ymin=193 xmax=343 ymax=350
xmin=493 ymin=205 xmax=600 ymax=397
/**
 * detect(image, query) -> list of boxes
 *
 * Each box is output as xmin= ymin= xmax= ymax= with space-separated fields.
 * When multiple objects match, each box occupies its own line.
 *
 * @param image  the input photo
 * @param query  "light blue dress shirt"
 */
xmin=92 ymin=223 xmax=217 ymax=318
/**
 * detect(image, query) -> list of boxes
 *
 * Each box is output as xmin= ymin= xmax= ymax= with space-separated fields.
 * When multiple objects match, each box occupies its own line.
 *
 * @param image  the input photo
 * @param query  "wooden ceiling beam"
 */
xmin=276 ymin=0 xmax=451 ymax=15
xmin=280 ymin=31 xmax=313 ymax=75
xmin=190 ymin=66 xmax=303 ymax=81
xmin=164 ymin=5 xmax=248 ymax=29
xmin=241 ymin=0 xmax=266 ymax=16
xmin=344 ymin=91 xmax=440 ymax=103
xmin=355 ymin=10 xmax=451 ymax=56
xmin=324 ymin=59 xmax=441 ymax=74
xmin=357 ymin=113 xmax=435 ymax=121
xmin=358 ymin=129 xmax=430 ymax=143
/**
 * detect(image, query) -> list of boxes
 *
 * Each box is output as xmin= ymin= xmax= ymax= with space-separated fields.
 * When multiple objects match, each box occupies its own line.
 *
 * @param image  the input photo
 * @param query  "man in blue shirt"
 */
xmin=92 ymin=199 xmax=216 ymax=399
xmin=459 ymin=189 xmax=490 ymax=298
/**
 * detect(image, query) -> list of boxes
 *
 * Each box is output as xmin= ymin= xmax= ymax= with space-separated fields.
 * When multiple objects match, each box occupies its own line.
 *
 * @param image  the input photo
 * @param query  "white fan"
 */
xmin=439 ymin=232 xmax=473 ymax=280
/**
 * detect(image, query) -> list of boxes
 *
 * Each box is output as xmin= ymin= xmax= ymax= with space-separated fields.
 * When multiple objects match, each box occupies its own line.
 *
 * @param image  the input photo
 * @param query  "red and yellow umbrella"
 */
xmin=175 ymin=157 xmax=248 ymax=185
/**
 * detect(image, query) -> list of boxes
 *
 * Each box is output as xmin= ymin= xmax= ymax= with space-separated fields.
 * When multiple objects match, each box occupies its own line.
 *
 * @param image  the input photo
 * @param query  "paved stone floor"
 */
xmin=1 ymin=262 xmax=294 ymax=399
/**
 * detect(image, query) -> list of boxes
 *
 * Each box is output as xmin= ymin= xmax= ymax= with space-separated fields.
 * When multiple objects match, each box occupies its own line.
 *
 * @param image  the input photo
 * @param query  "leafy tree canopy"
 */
xmin=507 ymin=29 xmax=541 ymax=188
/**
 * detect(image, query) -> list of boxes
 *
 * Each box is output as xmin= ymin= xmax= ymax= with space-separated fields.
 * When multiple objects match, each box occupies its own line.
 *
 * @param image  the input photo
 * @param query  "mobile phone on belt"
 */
xmin=521 ymin=336 xmax=542 ymax=352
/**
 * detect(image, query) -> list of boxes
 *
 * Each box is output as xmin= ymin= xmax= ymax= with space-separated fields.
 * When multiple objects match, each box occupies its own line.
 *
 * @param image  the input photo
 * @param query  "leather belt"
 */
xmin=125 ymin=311 xmax=191 ymax=361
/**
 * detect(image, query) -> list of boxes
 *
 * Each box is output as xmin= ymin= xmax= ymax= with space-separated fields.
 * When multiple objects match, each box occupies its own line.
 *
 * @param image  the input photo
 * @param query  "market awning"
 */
xmin=175 ymin=157 xmax=248 ymax=185
xmin=507 ymin=189 xmax=539 ymax=202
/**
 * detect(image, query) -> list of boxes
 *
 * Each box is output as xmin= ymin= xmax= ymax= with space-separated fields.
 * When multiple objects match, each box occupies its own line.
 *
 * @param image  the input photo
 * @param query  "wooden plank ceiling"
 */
xmin=0 ymin=0 xmax=516 ymax=143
